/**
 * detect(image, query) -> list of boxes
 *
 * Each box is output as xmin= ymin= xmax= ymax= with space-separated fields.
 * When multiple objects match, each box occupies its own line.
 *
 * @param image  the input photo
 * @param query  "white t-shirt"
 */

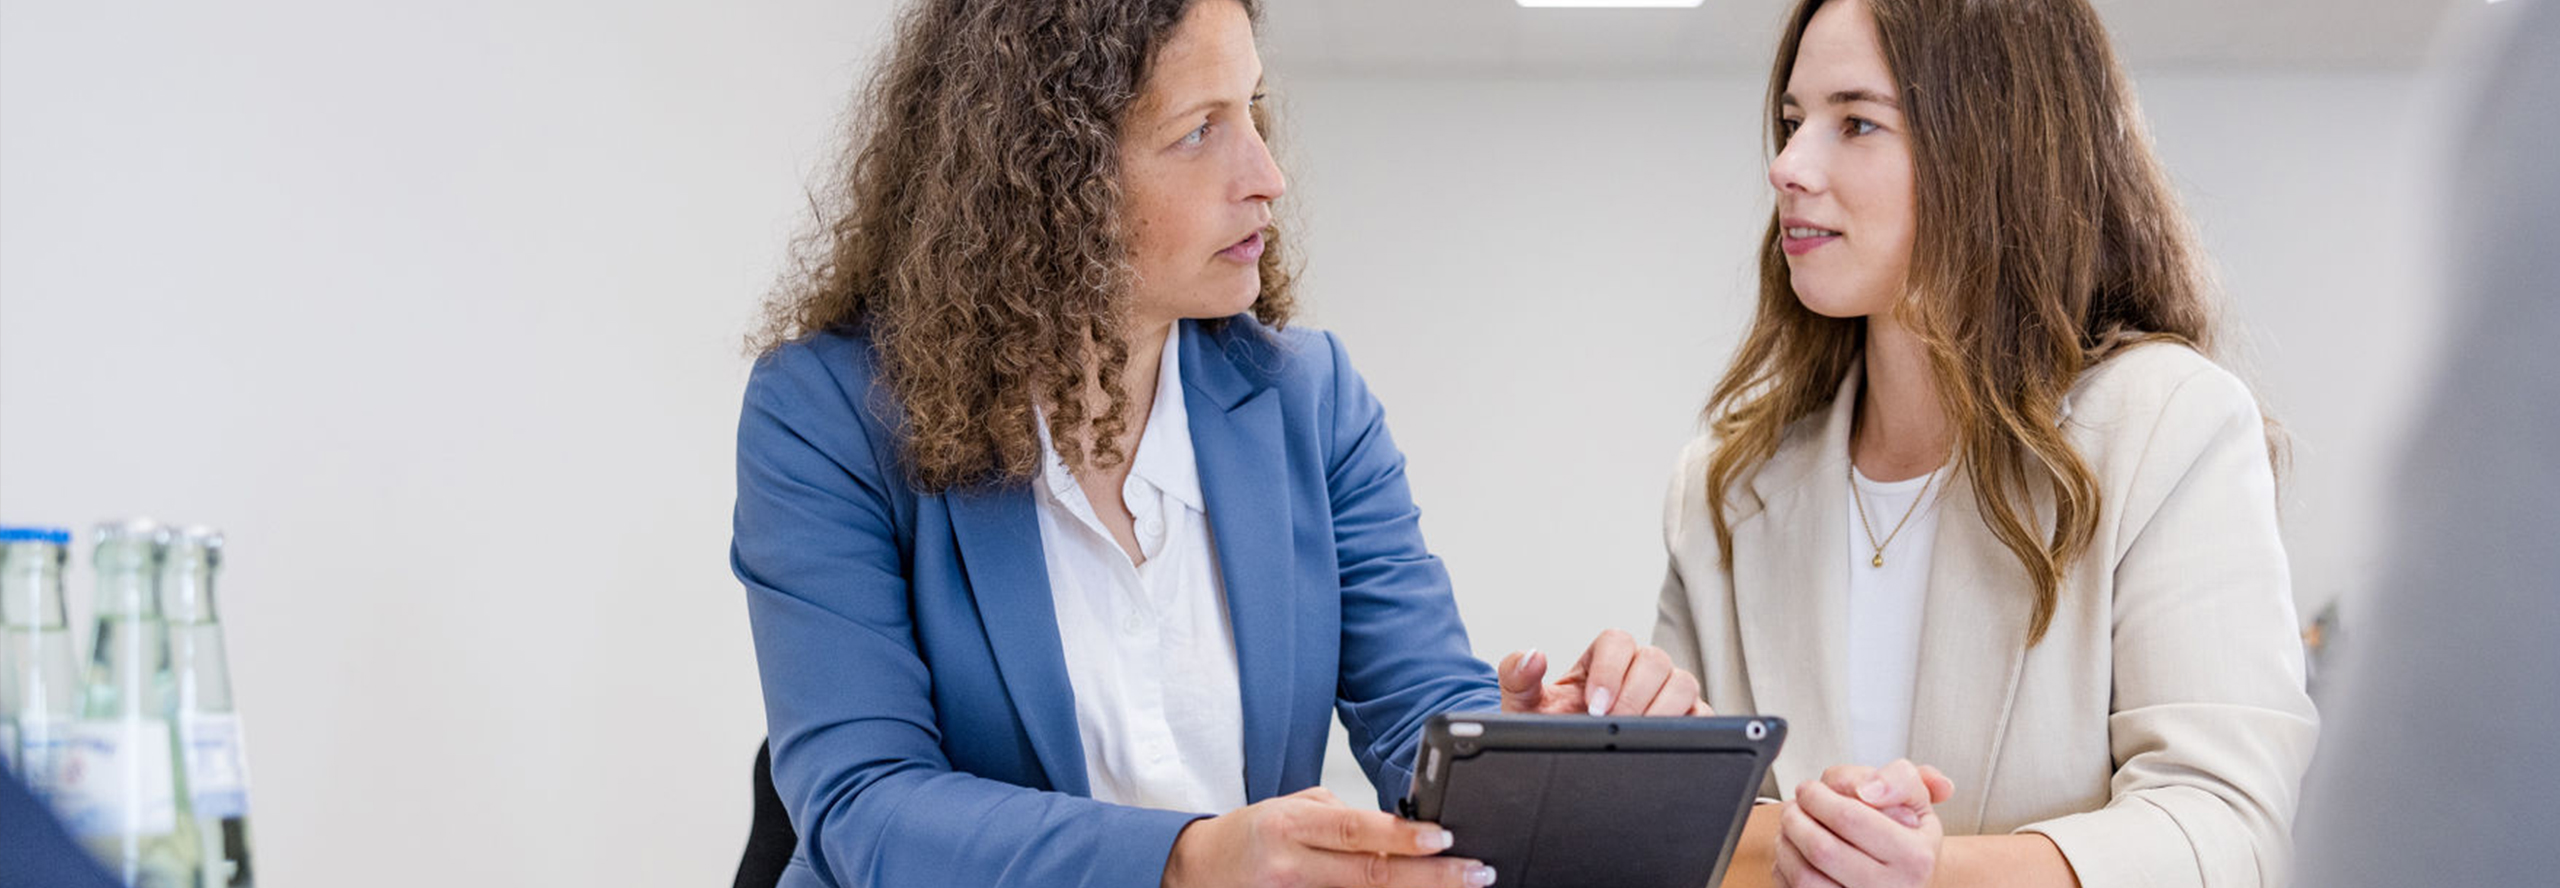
xmin=1844 ymin=464 xmax=1945 ymax=769
xmin=1031 ymin=325 xmax=1246 ymax=814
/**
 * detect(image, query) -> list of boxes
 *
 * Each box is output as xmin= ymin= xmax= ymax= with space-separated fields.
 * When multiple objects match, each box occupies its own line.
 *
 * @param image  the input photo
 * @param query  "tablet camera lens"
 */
xmin=1746 ymin=720 xmax=1767 ymax=741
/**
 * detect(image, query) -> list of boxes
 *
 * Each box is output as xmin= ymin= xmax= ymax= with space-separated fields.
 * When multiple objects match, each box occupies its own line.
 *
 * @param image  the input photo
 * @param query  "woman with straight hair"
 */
xmin=1653 ymin=0 xmax=2318 ymax=885
xmin=733 ymin=1 xmax=1706 ymax=887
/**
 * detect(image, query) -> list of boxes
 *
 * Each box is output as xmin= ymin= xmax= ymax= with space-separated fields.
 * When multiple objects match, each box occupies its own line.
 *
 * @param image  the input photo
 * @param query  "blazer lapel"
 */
xmin=946 ymin=482 xmax=1090 ymax=797
xmin=1733 ymin=365 xmax=1863 ymax=798
xmin=1904 ymin=468 xmax=2036 ymax=834
xmin=1183 ymin=321 xmax=1297 ymax=802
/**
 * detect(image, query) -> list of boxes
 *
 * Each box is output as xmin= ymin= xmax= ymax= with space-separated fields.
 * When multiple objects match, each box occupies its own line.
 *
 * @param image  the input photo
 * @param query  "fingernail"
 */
xmin=1465 ymin=863 xmax=1498 ymax=887
xmin=1421 ymin=828 xmax=1453 ymax=851
xmin=1524 ymin=648 xmax=1541 ymax=666
xmin=1889 ymin=806 xmax=1922 ymax=829
xmin=1858 ymin=777 xmax=1894 ymax=805
xmin=1588 ymin=687 xmax=1613 ymax=716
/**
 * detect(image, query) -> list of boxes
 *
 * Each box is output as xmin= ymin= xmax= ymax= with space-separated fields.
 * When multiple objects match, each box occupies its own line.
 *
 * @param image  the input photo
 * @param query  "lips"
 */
xmin=1219 ymin=229 xmax=1266 ymax=263
xmin=1780 ymin=217 xmax=1841 ymax=256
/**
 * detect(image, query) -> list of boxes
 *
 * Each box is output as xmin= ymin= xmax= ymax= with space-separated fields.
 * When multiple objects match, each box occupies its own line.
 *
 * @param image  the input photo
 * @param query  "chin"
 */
xmin=1791 ymin=289 xmax=1864 ymax=319
xmin=1200 ymin=274 xmax=1261 ymax=318
xmin=1789 ymin=278 xmax=1889 ymax=320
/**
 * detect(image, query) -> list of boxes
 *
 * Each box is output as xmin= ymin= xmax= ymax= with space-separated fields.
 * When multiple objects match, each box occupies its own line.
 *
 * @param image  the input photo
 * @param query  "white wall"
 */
xmin=0 ymin=0 xmax=2435 ymax=883
xmin=0 ymin=1 xmax=892 ymax=885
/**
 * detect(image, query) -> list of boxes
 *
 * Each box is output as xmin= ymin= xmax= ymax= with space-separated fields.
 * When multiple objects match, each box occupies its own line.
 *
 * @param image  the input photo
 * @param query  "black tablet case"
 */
xmin=1400 ymin=713 xmax=1787 ymax=888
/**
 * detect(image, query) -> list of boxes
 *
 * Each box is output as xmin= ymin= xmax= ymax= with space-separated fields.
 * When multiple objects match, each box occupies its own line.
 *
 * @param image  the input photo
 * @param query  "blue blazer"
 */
xmin=732 ymin=316 xmax=1504 ymax=888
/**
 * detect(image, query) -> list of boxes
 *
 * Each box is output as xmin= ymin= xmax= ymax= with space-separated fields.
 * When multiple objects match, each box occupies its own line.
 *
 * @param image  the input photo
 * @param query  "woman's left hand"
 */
xmin=1496 ymin=629 xmax=1713 ymax=717
xmin=1773 ymin=759 xmax=1953 ymax=888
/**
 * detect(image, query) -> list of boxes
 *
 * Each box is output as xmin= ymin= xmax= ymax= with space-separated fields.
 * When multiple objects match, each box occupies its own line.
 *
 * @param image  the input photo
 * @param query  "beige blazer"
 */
xmin=1654 ymin=344 xmax=2318 ymax=888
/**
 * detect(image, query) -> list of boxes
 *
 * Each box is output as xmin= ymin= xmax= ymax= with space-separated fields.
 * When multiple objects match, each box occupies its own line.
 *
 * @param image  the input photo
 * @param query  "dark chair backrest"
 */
xmin=0 ymin=760 xmax=121 ymax=888
xmin=735 ymin=740 xmax=798 ymax=888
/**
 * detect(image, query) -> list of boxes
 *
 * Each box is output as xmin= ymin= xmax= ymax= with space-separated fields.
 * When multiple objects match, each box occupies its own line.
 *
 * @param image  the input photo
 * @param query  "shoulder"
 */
xmin=1184 ymin=315 xmax=1381 ymax=431
xmin=1668 ymin=432 xmax=1716 ymax=505
xmin=741 ymin=327 xmax=898 ymax=454
xmin=2067 ymin=341 xmax=2256 ymax=428
xmin=2067 ymin=341 xmax=2263 ymax=443
xmin=749 ymin=326 xmax=882 ymax=399
xmin=1666 ymin=378 xmax=1851 ymax=530
xmin=2065 ymin=340 xmax=2271 ymax=499
xmin=1196 ymin=314 xmax=1346 ymax=392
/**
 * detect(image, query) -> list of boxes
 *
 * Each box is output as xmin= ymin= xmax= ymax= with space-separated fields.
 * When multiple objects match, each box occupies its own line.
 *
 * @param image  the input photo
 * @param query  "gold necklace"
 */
xmin=1849 ymin=461 xmax=1941 ymax=568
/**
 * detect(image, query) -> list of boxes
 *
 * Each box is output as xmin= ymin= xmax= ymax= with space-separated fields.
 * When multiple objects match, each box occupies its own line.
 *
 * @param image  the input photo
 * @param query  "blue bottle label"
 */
xmin=180 ymin=713 xmax=251 ymax=819
xmin=54 ymin=719 xmax=180 ymax=837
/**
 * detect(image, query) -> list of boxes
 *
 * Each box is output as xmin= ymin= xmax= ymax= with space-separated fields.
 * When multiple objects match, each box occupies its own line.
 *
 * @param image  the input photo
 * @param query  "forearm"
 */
xmin=1718 ymin=807 xmax=2079 ymax=888
xmin=802 ymin=766 xmax=1200 ymax=887
xmin=1716 ymin=804 xmax=1784 ymax=888
xmin=1931 ymin=834 xmax=2080 ymax=888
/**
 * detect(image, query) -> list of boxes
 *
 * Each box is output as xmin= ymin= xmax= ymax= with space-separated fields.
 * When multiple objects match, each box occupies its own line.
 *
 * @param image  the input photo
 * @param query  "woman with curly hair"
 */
xmin=1653 ymin=0 xmax=2318 ymax=886
xmin=732 ymin=2 xmax=1705 ymax=887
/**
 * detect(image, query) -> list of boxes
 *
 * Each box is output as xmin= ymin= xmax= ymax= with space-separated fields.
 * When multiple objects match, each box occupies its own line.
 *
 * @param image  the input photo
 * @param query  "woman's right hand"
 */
xmin=1161 ymin=787 xmax=1498 ymax=888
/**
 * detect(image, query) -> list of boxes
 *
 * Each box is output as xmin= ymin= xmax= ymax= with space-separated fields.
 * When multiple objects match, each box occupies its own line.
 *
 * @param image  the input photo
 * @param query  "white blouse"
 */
xmin=1031 ymin=325 xmax=1246 ymax=814
xmin=1844 ymin=464 xmax=1943 ymax=768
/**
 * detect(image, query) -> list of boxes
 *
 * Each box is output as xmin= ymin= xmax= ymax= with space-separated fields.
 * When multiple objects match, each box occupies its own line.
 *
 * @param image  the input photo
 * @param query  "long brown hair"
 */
xmin=1703 ymin=0 xmax=2240 ymax=644
xmin=753 ymin=0 xmax=1296 ymax=492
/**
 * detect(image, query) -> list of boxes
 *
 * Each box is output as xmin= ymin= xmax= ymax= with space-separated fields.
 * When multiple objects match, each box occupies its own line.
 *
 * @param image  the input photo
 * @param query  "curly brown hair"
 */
xmin=753 ymin=0 xmax=1296 ymax=492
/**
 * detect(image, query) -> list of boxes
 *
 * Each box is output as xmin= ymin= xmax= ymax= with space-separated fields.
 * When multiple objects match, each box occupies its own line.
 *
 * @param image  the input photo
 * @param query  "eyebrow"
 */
xmin=1778 ymin=88 xmax=1901 ymax=111
xmin=1152 ymin=76 xmax=1267 ymax=129
xmin=1160 ymin=96 xmax=1238 ymax=126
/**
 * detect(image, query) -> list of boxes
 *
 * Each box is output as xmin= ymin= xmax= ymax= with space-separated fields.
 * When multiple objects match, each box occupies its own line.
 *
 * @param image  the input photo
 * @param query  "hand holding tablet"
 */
xmin=1165 ymin=786 xmax=1498 ymax=888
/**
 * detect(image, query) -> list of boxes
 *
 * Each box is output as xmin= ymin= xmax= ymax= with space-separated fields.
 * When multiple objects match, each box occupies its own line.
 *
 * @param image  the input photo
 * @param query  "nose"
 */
xmin=1239 ymin=124 xmax=1286 ymax=207
xmin=1769 ymin=133 xmax=1823 ymax=196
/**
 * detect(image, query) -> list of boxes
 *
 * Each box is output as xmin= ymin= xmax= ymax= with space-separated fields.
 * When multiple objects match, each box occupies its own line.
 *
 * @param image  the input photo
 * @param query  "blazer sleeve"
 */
xmin=732 ymin=344 xmax=1199 ymax=888
xmin=2016 ymin=367 xmax=2320 ymax=888
xmin=1652 ymin=437 xmax=1711 ymax=678
xmin=1313 ymin=330 xmax=1506 ymax=809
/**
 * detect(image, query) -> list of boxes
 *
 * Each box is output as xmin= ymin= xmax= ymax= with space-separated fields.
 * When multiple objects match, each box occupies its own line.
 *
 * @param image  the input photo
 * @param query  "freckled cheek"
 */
xmin=1127 ymin=202 xmax=1197 ymax=264
xmin=1123 ymin=221 xmax=1163 ymax=274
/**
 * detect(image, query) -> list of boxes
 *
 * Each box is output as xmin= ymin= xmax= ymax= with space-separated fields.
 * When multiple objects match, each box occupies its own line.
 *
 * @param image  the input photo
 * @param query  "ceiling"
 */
xmin=1258 ymin=0 xmax=2475 ymax=78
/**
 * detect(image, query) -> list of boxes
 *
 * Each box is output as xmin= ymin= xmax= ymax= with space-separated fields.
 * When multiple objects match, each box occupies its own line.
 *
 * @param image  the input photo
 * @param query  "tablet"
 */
xmin=1398 ymin=713 xmax=1786 ymax=888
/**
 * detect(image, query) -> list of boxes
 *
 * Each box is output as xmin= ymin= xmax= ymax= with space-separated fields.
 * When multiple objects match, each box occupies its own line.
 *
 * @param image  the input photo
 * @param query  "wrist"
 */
xmin=1922 ymin=834 xmax=1959 ymax=888
xmin=1161 ymin=815 xmax=1216 ymax=888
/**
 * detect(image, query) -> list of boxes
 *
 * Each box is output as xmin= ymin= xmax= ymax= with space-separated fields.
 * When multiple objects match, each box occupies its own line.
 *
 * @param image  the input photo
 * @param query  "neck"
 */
xmin=1117 ymin=317 xmax=1173 ymax=423
xmin=1854 ymin=311 xmax=1952 ymax=481
xmin=1067 ymin=317 xmax=1174 ymax=468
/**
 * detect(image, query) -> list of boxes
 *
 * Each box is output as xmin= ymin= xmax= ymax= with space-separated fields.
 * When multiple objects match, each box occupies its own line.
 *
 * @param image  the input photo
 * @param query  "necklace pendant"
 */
xmin=1872 ymin=552 xmax=1885 ymax=568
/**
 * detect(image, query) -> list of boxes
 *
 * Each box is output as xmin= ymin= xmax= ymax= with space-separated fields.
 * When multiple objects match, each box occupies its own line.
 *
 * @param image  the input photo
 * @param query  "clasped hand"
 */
xmin=1773 ymin=759 xmax=1956 ymax=888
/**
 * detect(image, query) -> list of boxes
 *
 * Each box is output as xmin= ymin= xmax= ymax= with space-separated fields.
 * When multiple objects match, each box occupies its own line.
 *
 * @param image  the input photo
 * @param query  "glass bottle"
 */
xmin=164 ymin=526 xmax=255 ymax=887
xmin=62 ymin=519 xmax=202 ymax=888
xmin=1 ymin=525 xmax=80 ymax=803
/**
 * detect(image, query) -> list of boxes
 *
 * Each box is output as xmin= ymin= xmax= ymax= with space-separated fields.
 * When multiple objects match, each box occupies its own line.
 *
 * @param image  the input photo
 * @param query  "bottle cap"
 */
xmin=92 ymin=519 xmax=172 ymax=548
xmin=0 ymin=526 xmax=73 ymax=545
xmin=170 ymin=526 xmax=226 ymax=565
